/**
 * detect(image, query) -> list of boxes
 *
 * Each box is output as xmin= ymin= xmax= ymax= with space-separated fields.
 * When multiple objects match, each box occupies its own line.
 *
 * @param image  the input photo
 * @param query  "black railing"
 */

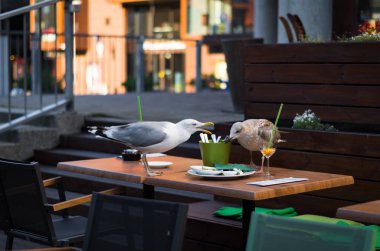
xmin=0 ymin=0 xmax=75 ymax=133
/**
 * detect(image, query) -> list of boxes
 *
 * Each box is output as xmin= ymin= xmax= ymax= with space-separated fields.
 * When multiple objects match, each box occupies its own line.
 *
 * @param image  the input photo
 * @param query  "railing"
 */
xmin=0 ymin=0 xmax=75 ymax=134
xmin=15 ymin=32 xmax=220 ymax=96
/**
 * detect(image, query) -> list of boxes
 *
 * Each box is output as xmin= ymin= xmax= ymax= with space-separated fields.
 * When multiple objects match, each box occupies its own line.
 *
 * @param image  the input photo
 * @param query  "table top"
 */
xmin=57 ymin=155 xmax=354 ymax=201
xmin=336 ymin=200 xmax=380 ymax=224
xmin=57 ymin=155 xmax=201 ymax=184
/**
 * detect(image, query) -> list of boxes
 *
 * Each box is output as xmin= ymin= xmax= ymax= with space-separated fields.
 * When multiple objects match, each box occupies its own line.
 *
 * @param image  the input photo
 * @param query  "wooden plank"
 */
xmin=228 ymin=146 xmax=380 ymax=181
xmin=245 ymin=83 xmax=380 ymax=107
xmin=279 ymin=129 xmax=380 ymax=158
xmin=57 ymin=156 xmax=201 ymax=184
xmin=336 ymin=200 xmax=380 ymax=224
xmin=227 ymin=146 xmax=380 ymax=201
xmin=49 ymin=187 xmax=125 ymax=212
xmin=42 ymin=177 xmax=62 ymax=187
xmin=217 ymin=123 xmax=380 ymax=158
xmin=244 ymin=102 xmax=380 ymax=126
xmin=244 ymin=43 xmax=380 ymax=63
xmin=306 ymin=179 xmax=380 ymax=204
xmin=245 ymin=64 xmax=380 ymax=85
xmin=274 ymin=150 xmax=380 ymax=181
xmin=256 ymin=194 xmax=354 ymax=217
xmin=145 ymin=166 xmax=353 ymax=201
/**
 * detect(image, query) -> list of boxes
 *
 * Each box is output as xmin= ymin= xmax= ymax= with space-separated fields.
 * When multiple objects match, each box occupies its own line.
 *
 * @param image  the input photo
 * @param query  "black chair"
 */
xmin=82 ymin=193 xmax=189 ymax=251
xmin=0 ymin=158 xmax=123 ymax=250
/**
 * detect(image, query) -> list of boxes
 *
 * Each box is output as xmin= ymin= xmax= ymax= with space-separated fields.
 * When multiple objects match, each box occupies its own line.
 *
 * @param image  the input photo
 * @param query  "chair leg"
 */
xmin=6 ymin=235 xmax=14 ymax=250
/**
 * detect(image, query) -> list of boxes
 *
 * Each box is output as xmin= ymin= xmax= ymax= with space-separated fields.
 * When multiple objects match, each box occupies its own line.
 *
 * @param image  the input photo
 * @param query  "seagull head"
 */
xmin=177 ymin=119 xmax=214 ymax=134
xmin=228 ymin=121 xmax=244 ymax=141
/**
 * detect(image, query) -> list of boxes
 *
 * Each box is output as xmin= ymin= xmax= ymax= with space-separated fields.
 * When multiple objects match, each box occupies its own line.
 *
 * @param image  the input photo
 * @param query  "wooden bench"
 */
xmin=185 ymin=200 xmax=243 ymax=251
xmin=214 ymin=42 xmax=380 ymax=217
xmin=336 ymin=200 xmax=380 ymax=225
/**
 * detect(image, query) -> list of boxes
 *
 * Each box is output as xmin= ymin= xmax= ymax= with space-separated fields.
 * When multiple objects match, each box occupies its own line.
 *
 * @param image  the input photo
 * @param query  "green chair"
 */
xmin=246 ymin=213 xmax=377 ymax=251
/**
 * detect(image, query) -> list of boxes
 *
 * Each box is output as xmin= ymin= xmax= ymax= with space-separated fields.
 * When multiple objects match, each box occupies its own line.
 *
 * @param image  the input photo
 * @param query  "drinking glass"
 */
xmin=259 ymin=141 xmax=277 ymax=179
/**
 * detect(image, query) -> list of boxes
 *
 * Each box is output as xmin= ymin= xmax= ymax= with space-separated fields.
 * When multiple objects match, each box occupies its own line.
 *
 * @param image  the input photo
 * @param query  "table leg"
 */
xmin=242 ymin=199 xmax=255 ymax=244
xmin=143 ymin=184 xmax=155 ymax=199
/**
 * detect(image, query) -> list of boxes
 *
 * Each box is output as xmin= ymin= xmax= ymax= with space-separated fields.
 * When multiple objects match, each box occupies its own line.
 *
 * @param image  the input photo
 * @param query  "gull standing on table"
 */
xmin=228 ymin=119 xmax=282 ymax=170
xmin=88 ymin=119 xmax=213 ymax=176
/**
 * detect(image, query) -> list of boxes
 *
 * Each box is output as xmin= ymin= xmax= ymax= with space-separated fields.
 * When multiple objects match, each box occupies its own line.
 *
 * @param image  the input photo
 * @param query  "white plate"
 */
xmin=187 ymin=169 xmax=256 ymax=179
xmin=148 ymin=161 xmax=173 ymax=169
xmin=189 ymin=165 xmax=223 ymax=175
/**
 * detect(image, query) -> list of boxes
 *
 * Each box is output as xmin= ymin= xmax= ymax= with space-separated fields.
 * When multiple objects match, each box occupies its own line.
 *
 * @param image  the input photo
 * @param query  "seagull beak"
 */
xmin=197 ymin=122 xmax=214 ymax=134
xmin=228 ymin=133 xmax=238 ymax=141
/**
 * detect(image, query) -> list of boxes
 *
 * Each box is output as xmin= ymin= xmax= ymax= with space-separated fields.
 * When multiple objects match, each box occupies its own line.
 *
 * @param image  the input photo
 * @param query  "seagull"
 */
xmin=227 ymin=119 xmax=282 ymax=170
xmin=88 ymin=119 xmax=214 ymax=176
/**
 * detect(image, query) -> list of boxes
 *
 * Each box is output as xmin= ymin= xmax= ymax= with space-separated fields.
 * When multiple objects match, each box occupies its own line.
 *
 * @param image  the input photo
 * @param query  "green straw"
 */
xmin=268 ymin=103 xmax=283 ymax=148
xmin=137 ymin=96 xmax=143 ymax=121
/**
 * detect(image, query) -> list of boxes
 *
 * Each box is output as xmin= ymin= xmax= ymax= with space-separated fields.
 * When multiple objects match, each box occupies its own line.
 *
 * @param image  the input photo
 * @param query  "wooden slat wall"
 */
xmin=246 ymin=64 xmax=380 ymax=85
xmin=224 ymin=43 xmax=380 ymax=216
xmin=245 ymin=43 xmax=380 ymax=63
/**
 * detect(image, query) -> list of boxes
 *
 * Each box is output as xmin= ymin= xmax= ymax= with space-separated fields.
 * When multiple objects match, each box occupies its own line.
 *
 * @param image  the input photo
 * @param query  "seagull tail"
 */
xmin=87 ymin=126 xmax=127 ymax=145
xmin=87 ymin=126 xmax=109 ymax=138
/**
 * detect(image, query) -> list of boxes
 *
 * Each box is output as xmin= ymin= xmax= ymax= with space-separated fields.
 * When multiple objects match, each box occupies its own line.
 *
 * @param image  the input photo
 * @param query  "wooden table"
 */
xmin=57 ymin=155 xmax=200 ymax=198
xmin=336 ymin=200 xmax=380 ymax=224
xmin=57 ymin=155 xmax=354 ymax=240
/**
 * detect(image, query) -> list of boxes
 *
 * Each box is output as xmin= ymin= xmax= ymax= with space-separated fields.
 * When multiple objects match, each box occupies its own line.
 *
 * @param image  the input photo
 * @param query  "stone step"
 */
xmin=0 ymin=125 xmax=59 ymax=160
xmin=34 ymin=148 xmax=117 ymax=165
xmin=60 ymin=133 xmax=125 ymax=154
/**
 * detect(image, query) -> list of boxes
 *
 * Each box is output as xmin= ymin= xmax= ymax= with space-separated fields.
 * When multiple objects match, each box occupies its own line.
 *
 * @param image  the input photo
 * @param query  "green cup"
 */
xmin=199 ymin=141 xmax=231 ymax=167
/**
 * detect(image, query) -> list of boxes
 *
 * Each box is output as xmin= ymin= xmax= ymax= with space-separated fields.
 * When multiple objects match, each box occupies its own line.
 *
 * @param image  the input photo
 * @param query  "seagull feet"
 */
xmin=141 ymin=153 xmax=163 ymax=176
xmin=146 ymin=168 xmax=163 ymax=177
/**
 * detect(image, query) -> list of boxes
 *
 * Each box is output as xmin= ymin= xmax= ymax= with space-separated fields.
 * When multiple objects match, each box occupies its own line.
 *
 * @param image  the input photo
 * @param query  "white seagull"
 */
xmin=88 ymin=119 xmax=214 ymax=176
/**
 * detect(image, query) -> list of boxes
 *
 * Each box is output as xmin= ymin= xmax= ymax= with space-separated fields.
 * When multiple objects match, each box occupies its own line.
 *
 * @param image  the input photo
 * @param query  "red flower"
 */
xmin=357 ymin=20 xmax=379 ymax=35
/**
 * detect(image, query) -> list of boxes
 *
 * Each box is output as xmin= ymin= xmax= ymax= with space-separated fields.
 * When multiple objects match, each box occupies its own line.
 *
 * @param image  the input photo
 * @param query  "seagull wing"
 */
xmin=257 ymin=123 xmax=280 ymax=143
xmin=109 ymin=122 xmax=169 ymax=148
xmin=257 ymin=126 xmax=272 ymax=142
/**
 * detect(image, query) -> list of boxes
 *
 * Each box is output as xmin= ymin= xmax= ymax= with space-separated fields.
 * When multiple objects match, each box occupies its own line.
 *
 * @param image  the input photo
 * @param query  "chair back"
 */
xmin=246 ymin=213 xmax=377 ymax=251
xmin=83 ymin=193 xmax=189 ymax=251
xmin=279 ymin=16 xmax=294 ymax=43
xmin=0 ymin=158 xmax=56 ymax=243
xmin=0 ymin=180 xmax=9 ymax=231
xmin=287 ymin=13 xmax=306 ymax=41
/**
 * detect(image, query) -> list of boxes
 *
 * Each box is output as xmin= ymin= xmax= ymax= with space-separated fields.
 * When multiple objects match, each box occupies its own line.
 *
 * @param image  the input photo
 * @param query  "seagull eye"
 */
xmin=192 ymin=123 xmax=196 ymax=126
xmin=236 ymin=130 xmax=240 ymax=133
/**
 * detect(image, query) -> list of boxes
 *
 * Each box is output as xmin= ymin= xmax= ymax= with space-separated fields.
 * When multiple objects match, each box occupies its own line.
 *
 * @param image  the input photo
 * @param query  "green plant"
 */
xmin=292 ymin=109 xmax=337 ymax=131
xmin=122 ymin=74 xmax=154 ymax=92
xmin=16 ymin=69 xmax=63 ymax=93
xmin=300 ymin=35 xmax=324 ymax=43
xmin=122 ymin=76 xmax=136 ymax=92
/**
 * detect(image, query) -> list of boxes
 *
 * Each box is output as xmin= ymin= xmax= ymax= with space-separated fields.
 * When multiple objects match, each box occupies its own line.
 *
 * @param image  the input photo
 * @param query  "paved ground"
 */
xmin=74 ymin=91 xmax=243 ymax=123
xmin=0 ymin=90 xmax=244 ymax=123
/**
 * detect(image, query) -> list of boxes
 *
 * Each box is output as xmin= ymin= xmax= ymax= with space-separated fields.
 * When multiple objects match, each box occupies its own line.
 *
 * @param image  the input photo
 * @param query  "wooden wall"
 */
xmin=217 ymin=43 xmax=380 ymax=217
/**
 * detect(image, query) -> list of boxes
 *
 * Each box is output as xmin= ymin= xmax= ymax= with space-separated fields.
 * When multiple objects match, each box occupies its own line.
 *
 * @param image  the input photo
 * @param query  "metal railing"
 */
xmin=0 ymin=0 xmax=75 ymax=134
